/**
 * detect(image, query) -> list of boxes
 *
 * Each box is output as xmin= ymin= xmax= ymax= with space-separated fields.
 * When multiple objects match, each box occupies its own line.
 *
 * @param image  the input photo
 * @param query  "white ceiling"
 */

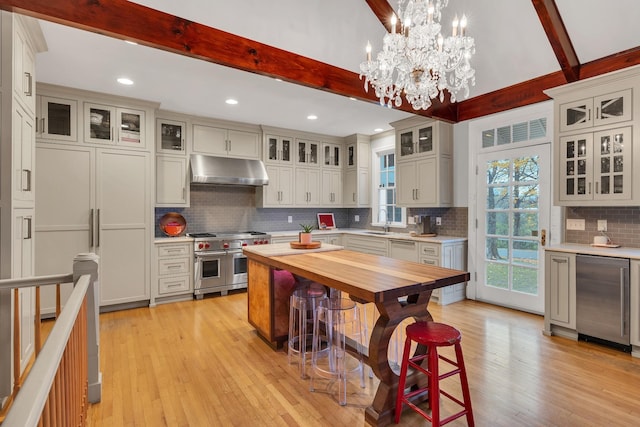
xmin=33 ymin=0 xmax=640 ymax=137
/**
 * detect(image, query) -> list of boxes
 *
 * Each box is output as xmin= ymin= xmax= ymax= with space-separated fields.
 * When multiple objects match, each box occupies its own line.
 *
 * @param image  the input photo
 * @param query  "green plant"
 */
xmin=299 ymin=223 xmax=315 ymax=233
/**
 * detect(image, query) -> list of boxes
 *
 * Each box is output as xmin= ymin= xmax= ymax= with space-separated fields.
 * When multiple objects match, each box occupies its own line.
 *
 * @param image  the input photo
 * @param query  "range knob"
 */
xmin=204 ymin=243 xmax=211 ymax=249
xmin=223 ymin=243 xmax=229 ymax=249
xmin=253 ymin=240 xmax=259 ymax=245
xmin=198 ymin=243 xmax=205 ymax=250
xmin=242 ymin=242 xmax=247 ymax=247
xmin=263 ymin=240 xmax=270 ymax=245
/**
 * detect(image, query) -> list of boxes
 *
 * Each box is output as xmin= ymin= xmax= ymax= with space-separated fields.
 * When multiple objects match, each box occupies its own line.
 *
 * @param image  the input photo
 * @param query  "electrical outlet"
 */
xmin=566 ymin=219 xmax=585 ymax=230
xmin=287 ymin=216 xmax=292 ymax=223
xmin=354 ymin=215 xmax=360 ymax=222
xmin=436 ymin=217 xmax=442 ymax=226
xmin=597 ymin=219 xmax=607 ymax=232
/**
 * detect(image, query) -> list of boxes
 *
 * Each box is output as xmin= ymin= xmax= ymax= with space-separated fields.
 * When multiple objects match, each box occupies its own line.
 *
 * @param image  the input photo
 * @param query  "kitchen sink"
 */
xmin=362 ymin=230 xmax=389 ymax=235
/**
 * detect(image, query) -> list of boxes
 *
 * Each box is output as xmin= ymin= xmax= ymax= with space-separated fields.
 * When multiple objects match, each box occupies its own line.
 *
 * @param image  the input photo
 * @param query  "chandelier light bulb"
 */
xmin=359 ymin=0 xmax=476 ymax=111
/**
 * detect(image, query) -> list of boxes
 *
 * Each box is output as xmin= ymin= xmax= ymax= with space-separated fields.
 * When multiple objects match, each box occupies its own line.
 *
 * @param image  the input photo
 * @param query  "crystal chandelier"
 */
xmin=360 ymin=0 xmax=475 ymax=110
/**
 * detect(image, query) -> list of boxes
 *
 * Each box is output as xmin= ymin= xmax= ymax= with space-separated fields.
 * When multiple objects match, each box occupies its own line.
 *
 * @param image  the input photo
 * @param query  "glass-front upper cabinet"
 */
xmin=323 ymin=142 xmax=342 ymax=168
xmin=36 ymin=95 xmax=78 ymax=142
xmin=265 ymin=135 xmax=293 ymax=165
xmin=559 ymin=89 xmax=632 ymax=132
xmin=157 ymin=118 xmax=186 ymax=154
xmin=558 ymin=126 xmax=631 ymax=203
xmin=85 ymin=103 xmax=145 ymax=148
xmin=296 ymin=140 xmax=319 ymax=166
xmin=397 ymin=124 xmax=434 ymax=159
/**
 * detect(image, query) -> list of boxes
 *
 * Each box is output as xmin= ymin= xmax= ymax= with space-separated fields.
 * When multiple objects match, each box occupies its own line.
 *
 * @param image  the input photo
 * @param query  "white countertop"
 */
xmin=269 ymin=228 xmax=467 ymax=244
xmin=243 ymin=242 xmax=343 ymax=257
xmin=546 ymin=243 xmax=640 ymax=260
xmin=154 ymin=236 xmax=194 ymax=244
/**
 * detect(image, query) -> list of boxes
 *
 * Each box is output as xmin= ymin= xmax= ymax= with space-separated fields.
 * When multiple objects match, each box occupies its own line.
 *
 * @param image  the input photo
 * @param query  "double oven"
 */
xmin=188 ymin=231 xmax=271 ymax=298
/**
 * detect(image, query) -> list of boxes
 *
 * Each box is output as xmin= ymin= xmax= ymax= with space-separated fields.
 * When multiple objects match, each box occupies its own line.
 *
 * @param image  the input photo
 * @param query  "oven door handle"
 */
xmin=227 ymin=249 xmax=244 ymax=255
xmin=195 ymin=252 xmax=227 ymax=260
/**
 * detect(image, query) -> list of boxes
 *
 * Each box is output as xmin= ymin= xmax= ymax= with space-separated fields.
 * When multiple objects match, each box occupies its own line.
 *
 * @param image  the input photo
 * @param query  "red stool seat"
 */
xmin=395 ymin=321 xmax=474 ymax=426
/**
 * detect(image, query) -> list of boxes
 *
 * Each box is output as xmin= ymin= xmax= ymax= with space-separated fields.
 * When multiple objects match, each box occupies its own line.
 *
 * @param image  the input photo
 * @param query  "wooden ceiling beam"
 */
xmin=532 ymin=0 xmax=580 ymax=83
xmin=0 ymin=0 xmax=457 ymax=122
xmin=365 ymin=0 xmax=396 ymax=33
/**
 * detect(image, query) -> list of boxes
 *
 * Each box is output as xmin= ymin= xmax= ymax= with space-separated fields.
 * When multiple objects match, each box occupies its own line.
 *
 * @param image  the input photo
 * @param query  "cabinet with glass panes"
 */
xmin=559 ymin=127 xmax=631 ymax=203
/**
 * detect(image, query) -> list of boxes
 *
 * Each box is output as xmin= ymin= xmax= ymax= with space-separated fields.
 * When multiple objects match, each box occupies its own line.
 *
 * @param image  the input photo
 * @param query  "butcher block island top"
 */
xmin=243 ymin=243 xmax=470 ymax=426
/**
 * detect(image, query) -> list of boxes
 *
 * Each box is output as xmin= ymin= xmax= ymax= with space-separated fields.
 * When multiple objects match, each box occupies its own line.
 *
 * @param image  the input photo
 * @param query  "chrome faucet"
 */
xmin=378 ymin=208 xmax=390 ymax=233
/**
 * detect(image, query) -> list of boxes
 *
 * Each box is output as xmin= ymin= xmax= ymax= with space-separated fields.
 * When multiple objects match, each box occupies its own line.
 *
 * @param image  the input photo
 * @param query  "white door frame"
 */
xmin=466 ymin=101 xmax=563 ymax=312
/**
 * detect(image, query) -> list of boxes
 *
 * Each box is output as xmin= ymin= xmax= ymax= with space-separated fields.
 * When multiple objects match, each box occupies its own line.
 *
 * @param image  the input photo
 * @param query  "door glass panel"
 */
xmin=614 ymin=156 xmax=623 ymax=172
xmin=268 ymin=137 xmax=278 ymax=160
xmin=202 ymin=259 xmax=220 ymax=278
xmin=614 ymin=175 xmax=623 ymax=193
xmin=47 ymin=102 xmax=72 ymax=136
xmin=486 ymin=212 xmax=508 ymax=236
xmin=309 ymin=143 xmax=318 ymax=164
xmin=577 ymin=139 xmax=587 ymax=157
xmin=234 ymin=256 xmax=247 ymax=275
xmin=298 ymin=142 xmax=306 ymax=163
xmin=324 ymin=145 xmax=330 ymax=165
xmin=482 ymin=129 xmax=494 ymax=148
xmin=600 ymin=135 xmax=611 ymax=155
xmin=348 ymin=146 xmax=355 ymax=166
xmin=417 ymin=126 xmax=433 ymax=153
xmin=120 ymin=112 xmax=141 ymax=144
xmin=513 ymin=212 xmax=538 ymax=236
xmin=334 ymin=147 xmax=340 ymax=166
xmin=566 ymin=140 xmax=575 ymax=158
xmin=566 ymin=104 xmax=588 ymax=126
xmin=601 ymin=176 xmax=610 ymax=194
xmin=89 ymin=107 xmax=111 ymax=141
xmin=566 ymin=178 xmax=574 ymax=195
xmin=400 ymin=130 xmax=414 ymax=156
xmin=486 ymin=260 xmax=509 ymax=289
xmin=599 ymin=96 xmax=624 ymax=120
xmin=601 ymin=157 xmax=610 ymax=173
xmin=282 ymin=140 xmax=290 ymax=162
xmin=160 ymin=123 xmax=183 ymax=151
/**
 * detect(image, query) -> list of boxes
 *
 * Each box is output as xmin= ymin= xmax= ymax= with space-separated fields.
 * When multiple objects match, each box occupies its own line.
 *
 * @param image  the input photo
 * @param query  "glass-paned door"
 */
xmin=476 ymin=144 xmax=549 ymax=313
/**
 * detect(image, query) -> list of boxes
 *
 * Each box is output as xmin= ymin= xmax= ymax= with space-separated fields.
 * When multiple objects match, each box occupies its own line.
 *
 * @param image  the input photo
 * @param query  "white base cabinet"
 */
xmin=151 ymin=240 xmax=193 ymax=306
xmin=419 ymin=241 xmax=467 ymax=305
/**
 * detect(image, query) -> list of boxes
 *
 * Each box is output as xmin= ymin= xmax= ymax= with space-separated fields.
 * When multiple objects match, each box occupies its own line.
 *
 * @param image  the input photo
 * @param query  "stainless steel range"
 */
xmin=188 ymin=231 xmax=271 ymax=298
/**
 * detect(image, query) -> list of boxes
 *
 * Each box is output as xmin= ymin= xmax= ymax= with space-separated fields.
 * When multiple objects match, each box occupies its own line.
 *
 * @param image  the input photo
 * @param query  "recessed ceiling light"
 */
xmin=124 ymin=40 xmax=138 ymax=45
xmin=225 ymin=99 xmax=238 ymax=105
xmin=275 ymin=78 xmax=283 ymax=82
xmin=307 ymin=115 xmax=318 ymax=120
xmin=374 ymin=128 xmax=384 ymax=132
xmin=349 ymin=97 xmax=357 ymax=101
xmin=117 ymin=77 xmax=134 ymax=85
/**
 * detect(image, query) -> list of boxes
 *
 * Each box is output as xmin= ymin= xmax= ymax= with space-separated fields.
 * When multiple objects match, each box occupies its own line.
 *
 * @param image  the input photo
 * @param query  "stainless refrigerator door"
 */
xmin=576 ymin=255 xmax=630 ymax=345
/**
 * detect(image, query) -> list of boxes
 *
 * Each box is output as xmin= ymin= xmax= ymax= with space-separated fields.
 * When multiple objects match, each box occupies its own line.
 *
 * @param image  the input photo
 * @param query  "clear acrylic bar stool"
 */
xmin=309 ymin=297 xmax=366 ymax=406
xmin=288 ymin=282 xmax=327 ymax=378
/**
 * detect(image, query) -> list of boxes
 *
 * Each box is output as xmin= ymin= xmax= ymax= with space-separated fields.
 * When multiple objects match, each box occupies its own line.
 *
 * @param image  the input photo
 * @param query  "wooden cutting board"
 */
xmin=289 ymin=241 xmax=322 ymax=249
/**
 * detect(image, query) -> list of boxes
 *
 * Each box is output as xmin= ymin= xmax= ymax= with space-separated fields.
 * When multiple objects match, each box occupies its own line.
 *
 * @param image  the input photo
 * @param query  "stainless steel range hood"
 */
xmin=190 ymin=154 xmax=269 ymax=186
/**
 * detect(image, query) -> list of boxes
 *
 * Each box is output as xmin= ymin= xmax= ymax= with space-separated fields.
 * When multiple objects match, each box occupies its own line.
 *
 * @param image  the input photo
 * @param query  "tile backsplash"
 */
xmin=155 ymin=185 xmax=469 ymax=238
xmin=565 ymin=206 xmax=640 ymax=248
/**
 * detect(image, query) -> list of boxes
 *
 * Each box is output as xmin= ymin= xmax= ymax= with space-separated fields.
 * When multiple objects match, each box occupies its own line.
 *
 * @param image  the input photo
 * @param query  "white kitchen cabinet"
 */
xmin=192 ymin=123 xmax=260 ymax=159
xmin=397 ymin=156 xmax=452 ymax=207
xmin=295 ymin=139 xmax=320 ymax=167
xmin=151 ymin=240 xmax=193 ymax=306
xmin=344 ymin=235 xmax=388 ymax=256
xmin=12 ymin=16 xmax=36 ymax=116
xmin=12 ymin=103 xmax=35 ymax=203
xmin=392 ymin=117 xmax=453 ymax=208
xmin=265 ymin=134 xmax=293 ymax=165
xmin=559 ymin=89 xmax=632 ymax=133
xmin=156 ymin=155 xmax=189 ymax=207
xmin=156 ymin=117 xmax=186 ymax=154
xmin=544 ymin=251 xmax=576 ymax=333
xmin=13 ymin=208 xmax=35 ymax=376
xmin=546 ymin=68 xmax=640 ymax=206
xmin=389 ymin=239 xmax=418 ymax=262
xmin=419 ymin=241 xmax=467 ymax=305
xmin=343 ymin=134 xmax=371 ymax=207
xmin=35 ymin=144 xmax=151 ymax=309
xmin=558 ymin=126 xmax=631 ymax=203
xmin=322 ymin=142 xmax=342 ymax=168
xmin=258 ymin=165 xmax=293 ymax=207
xmin=294 ymin=167 xmax=320 ymax=206
xmin=314 ymin=234 xmax=342 ymax=246
xmin=630 ymin=260 xmax=640 ymax=351
xmin=321 ymin=169 xmax=342 ymax=206
xmin=84 ymin=103 xmax=145 ymax=148
xmin=394 ymin=119 xmax=452 ymax=161
xmin=36 ymin=94 xmax=78 ymax=142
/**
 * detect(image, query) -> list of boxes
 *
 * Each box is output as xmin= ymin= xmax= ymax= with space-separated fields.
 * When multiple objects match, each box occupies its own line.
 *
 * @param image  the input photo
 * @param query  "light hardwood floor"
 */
xmin=86 ymin=292 xmax=640 ymax=426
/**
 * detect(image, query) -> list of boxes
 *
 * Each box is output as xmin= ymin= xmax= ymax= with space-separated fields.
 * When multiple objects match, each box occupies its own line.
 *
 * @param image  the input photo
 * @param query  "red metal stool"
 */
xmin=395 ymin=321 xmax=474 ymax=426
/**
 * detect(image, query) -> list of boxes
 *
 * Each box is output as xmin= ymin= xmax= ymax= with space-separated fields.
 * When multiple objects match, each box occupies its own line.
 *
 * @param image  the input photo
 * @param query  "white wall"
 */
xmin=452 ymin=121 xmax=470 ymax=207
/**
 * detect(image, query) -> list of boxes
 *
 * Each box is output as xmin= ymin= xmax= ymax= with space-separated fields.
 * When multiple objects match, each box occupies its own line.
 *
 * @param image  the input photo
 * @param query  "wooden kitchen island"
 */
xmin=244 ymin=243 xmax=470 ymax=427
